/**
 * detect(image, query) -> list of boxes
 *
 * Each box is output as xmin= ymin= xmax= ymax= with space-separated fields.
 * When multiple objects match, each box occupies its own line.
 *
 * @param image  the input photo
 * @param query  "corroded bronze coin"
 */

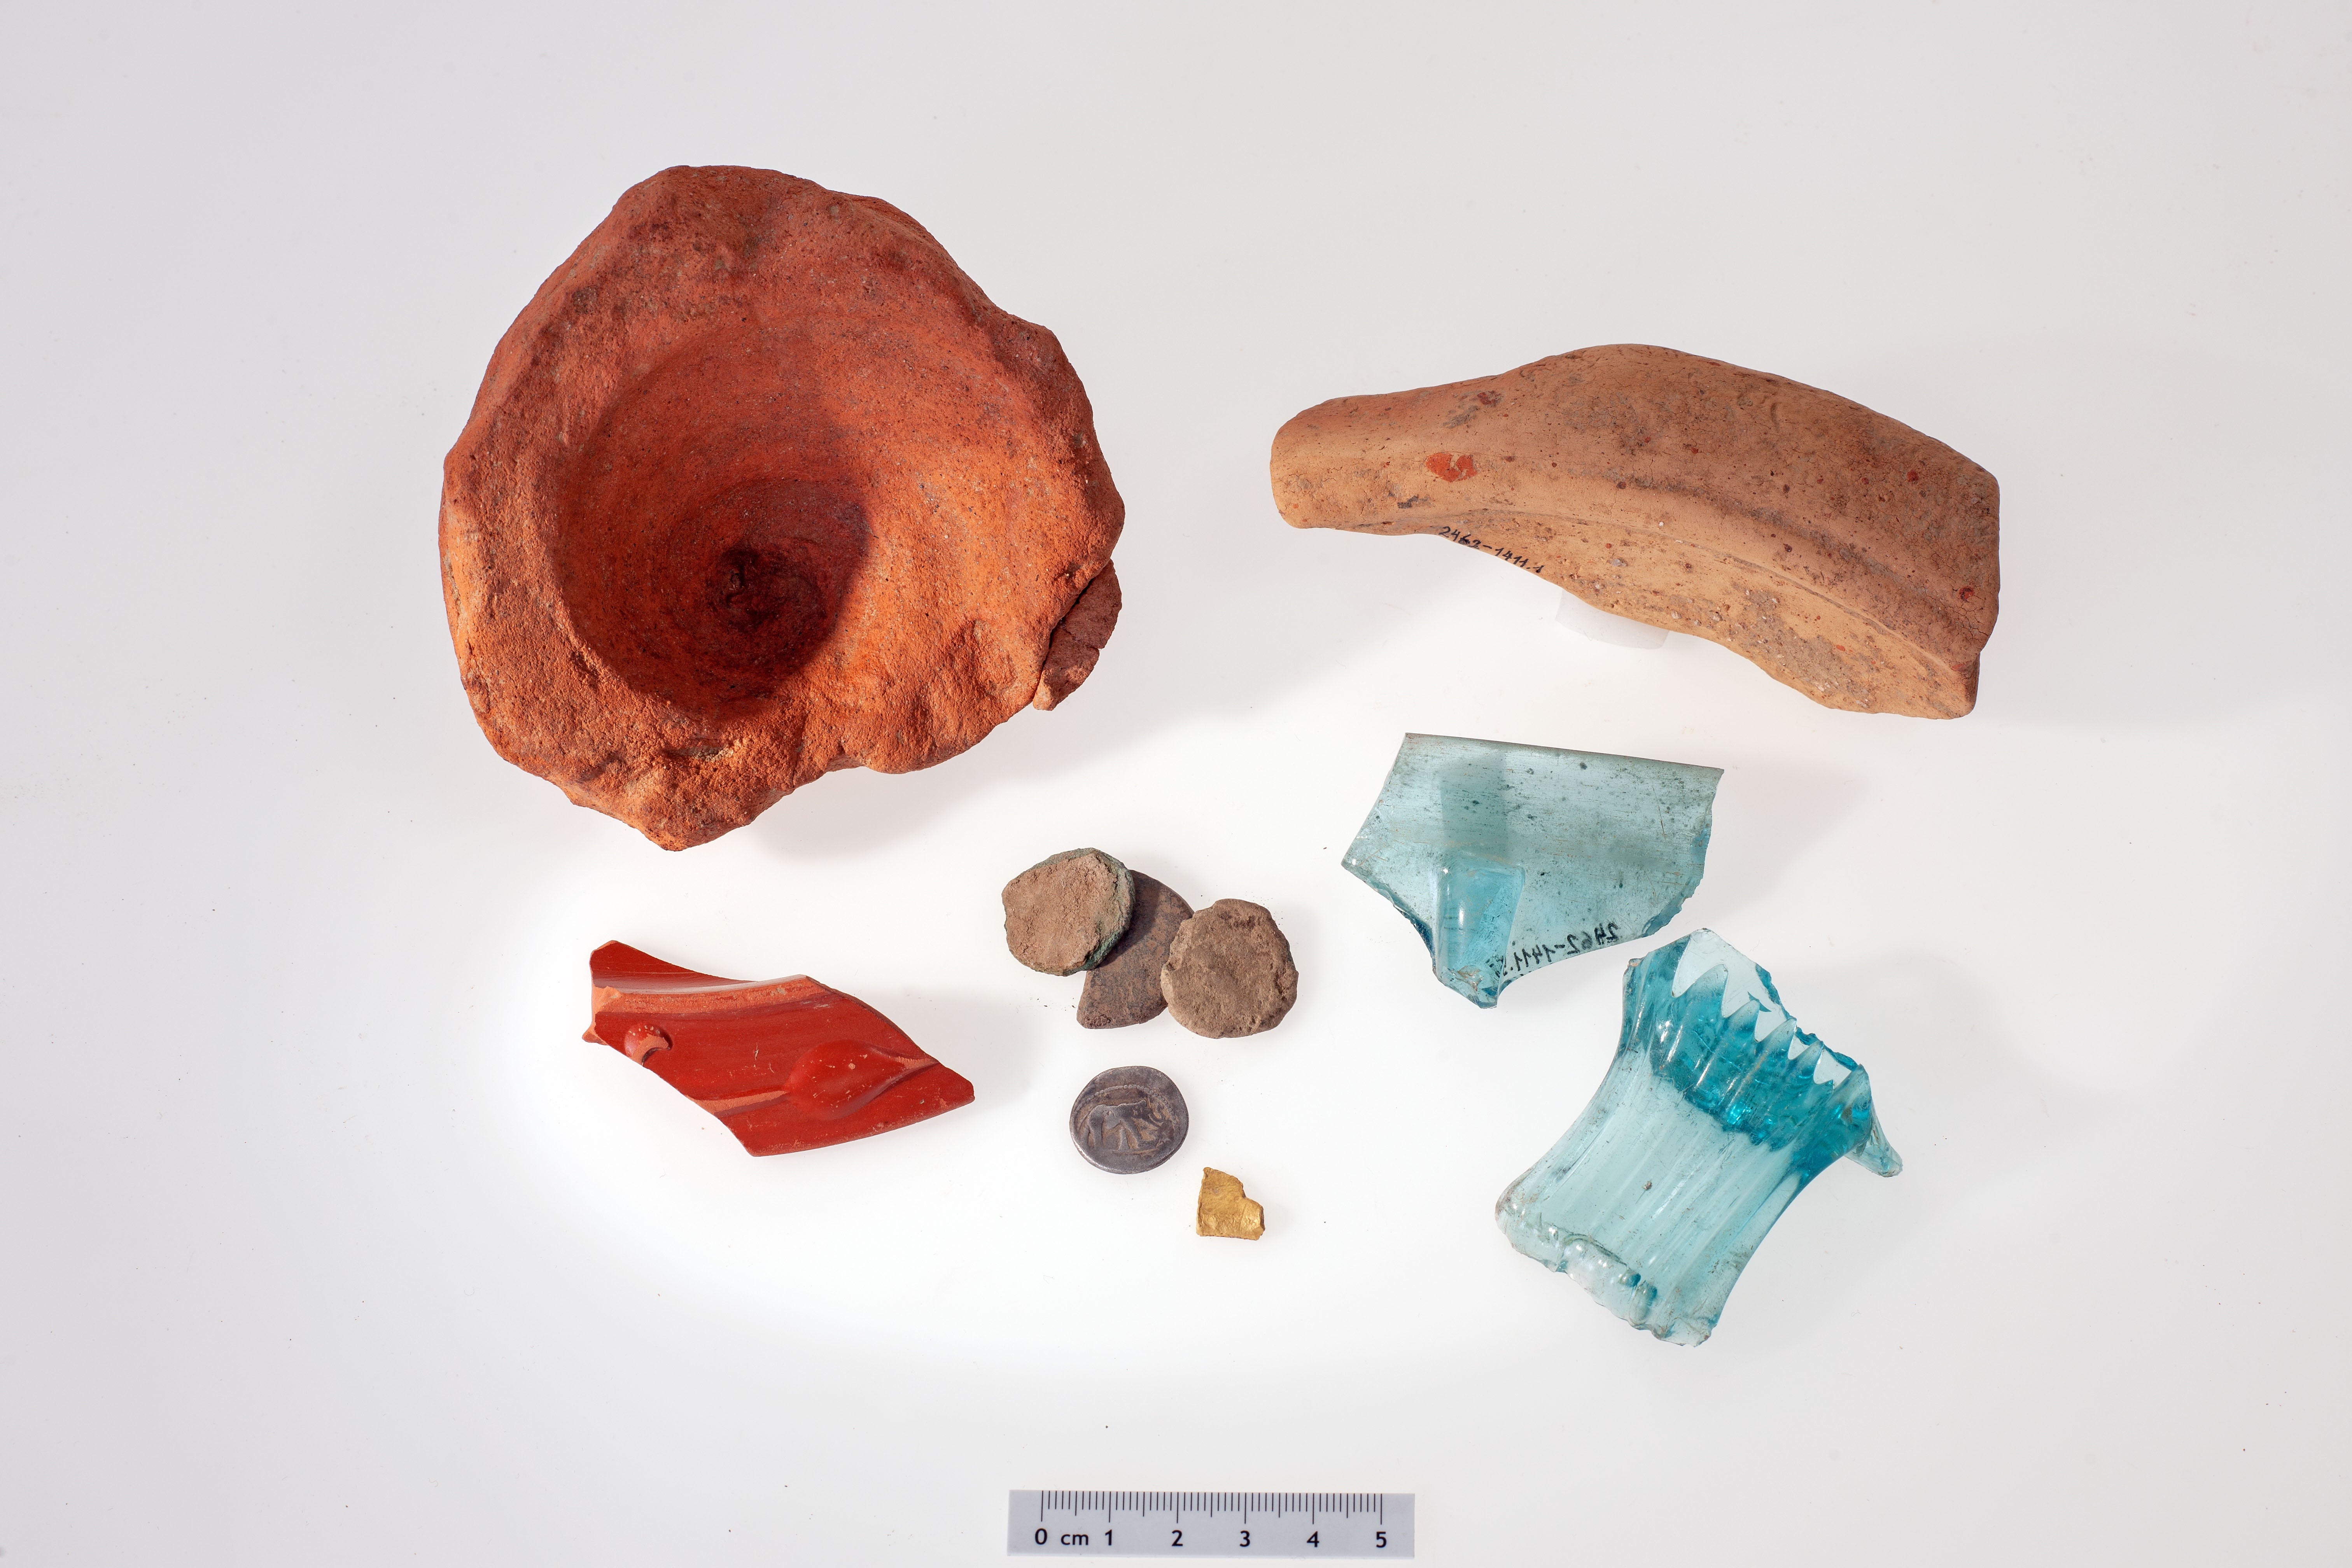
xmin=1068 ymin=1066 xmax=1189 ymax=1174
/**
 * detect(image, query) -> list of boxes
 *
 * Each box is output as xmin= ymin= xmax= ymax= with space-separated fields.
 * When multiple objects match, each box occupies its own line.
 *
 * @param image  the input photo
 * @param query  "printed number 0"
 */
xmin=1034 ymin=1529 xmax=1048 ymax=1545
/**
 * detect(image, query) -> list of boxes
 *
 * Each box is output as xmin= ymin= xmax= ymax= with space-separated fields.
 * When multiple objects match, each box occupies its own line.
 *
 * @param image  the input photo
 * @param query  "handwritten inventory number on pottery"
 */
xmin=1008 ymin=1493 xmax=1414 ymax=1558
xmin=1433 ymin=524 xmax=1544 ymax=575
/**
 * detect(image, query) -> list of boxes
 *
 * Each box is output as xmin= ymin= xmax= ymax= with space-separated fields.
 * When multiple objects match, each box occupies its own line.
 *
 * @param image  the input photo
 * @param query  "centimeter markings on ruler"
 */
xmin=1009 ymin=1492 xmax=1414 ymax=1558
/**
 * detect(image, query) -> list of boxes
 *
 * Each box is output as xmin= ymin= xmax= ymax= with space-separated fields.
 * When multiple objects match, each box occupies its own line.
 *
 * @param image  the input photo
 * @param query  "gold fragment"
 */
xmin=1195 ymin=1167 xmax=1265 ymax=1240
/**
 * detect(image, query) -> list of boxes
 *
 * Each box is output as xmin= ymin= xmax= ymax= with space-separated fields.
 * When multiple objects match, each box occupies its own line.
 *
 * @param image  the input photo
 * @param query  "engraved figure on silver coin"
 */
xmin=1068 ymin=1066 xmax=1188 ymax=1174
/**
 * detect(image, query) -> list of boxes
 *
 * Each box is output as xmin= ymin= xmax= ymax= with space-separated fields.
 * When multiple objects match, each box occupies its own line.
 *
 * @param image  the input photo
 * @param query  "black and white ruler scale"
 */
xmin=1008 ymin=1493 xmax=1414 ymax=1558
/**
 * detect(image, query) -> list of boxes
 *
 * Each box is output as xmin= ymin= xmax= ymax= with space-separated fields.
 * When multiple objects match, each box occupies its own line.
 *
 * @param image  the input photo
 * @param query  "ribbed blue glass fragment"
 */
xmin=1495 ymin=931 xmax=1901 ymax=1345
xmin=1341 ymin=734 xmax=1722 ymax=1006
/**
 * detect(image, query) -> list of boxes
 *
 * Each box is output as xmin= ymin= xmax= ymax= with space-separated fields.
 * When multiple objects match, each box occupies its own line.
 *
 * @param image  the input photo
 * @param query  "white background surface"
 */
xmin=4 ymin=3 xmax=2347 ymax=1563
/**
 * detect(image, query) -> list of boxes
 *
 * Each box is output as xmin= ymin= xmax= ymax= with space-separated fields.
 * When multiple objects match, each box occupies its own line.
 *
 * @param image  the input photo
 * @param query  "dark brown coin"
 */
xmin=1068 ymin=1066 xmax=1189 ymax=1174
xmin=1076 ymin=872 xmax=1194 ymax=1029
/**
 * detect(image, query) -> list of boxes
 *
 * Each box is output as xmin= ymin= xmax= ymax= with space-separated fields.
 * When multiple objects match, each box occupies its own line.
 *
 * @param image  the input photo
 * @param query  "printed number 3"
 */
xmin=1240 ymin=1530 xmax=1251 ymax=1547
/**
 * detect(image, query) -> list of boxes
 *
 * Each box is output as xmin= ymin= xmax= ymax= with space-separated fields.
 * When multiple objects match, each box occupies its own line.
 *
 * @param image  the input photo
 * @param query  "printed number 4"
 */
xmin=1307 ymin=1533 xmax=1319 ymax=1548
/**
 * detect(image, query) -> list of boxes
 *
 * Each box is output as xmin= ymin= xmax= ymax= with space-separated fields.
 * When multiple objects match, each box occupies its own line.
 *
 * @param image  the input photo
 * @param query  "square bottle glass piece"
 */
xmin=1495 ymin=931 xmax=1901 ymax=1345
xmin=1341 ymin=734 xmax=1722 ymax=1006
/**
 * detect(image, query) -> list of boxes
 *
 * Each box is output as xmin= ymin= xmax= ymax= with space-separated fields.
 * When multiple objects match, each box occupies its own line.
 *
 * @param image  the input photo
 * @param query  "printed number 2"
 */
xmin=1171 ymin=1529 xmax=1183 ymax=1547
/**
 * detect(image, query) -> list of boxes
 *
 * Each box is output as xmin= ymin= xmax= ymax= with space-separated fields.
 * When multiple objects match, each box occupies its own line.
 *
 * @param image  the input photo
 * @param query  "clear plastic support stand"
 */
xmin=1555 ymin=588 xmax=1670 ymax=649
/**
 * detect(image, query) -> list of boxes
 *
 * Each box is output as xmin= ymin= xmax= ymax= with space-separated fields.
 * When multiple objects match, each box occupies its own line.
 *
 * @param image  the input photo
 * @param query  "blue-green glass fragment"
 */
xmin=1341 ymin=734 xmax=1722 ymax=1006
xmin=1495 ymin=931 xmax=1901 ymax=1345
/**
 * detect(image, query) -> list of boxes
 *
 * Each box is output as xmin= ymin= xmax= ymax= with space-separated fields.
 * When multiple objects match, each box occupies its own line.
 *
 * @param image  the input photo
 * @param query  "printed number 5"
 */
xmin=1376 ymin=1531 xmax=1388 ymax=1548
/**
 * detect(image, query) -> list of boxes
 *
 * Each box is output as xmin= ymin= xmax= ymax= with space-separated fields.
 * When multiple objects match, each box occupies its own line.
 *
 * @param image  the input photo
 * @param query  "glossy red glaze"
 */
xmin=584 ymin=940 xmax=973 ymax=1155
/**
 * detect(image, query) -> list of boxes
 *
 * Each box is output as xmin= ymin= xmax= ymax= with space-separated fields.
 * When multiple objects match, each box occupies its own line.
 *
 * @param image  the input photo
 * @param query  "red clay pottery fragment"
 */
xmin=1032 ymin=565 xmax=1122 ymax=712
xmin=584 ymin=940 xmax=973 ymax=1155
xmin=442 ymin=166 xmax=1124 ymax=848
xmin=1270 ymin=345 xmax=1998 ymax=717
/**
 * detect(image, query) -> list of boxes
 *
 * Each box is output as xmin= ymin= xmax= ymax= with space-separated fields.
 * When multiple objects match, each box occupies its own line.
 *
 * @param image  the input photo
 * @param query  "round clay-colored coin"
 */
xmin=1003 ymin=848 xmax=1134 ymax=975
xmin=1160 ymin=899 xmax=1298 ymax=1038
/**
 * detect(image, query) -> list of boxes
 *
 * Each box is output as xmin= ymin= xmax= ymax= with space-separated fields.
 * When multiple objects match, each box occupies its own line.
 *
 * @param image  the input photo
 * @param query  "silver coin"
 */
xmin=1068 ymin=1066 xmax=1189 ymax=1174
